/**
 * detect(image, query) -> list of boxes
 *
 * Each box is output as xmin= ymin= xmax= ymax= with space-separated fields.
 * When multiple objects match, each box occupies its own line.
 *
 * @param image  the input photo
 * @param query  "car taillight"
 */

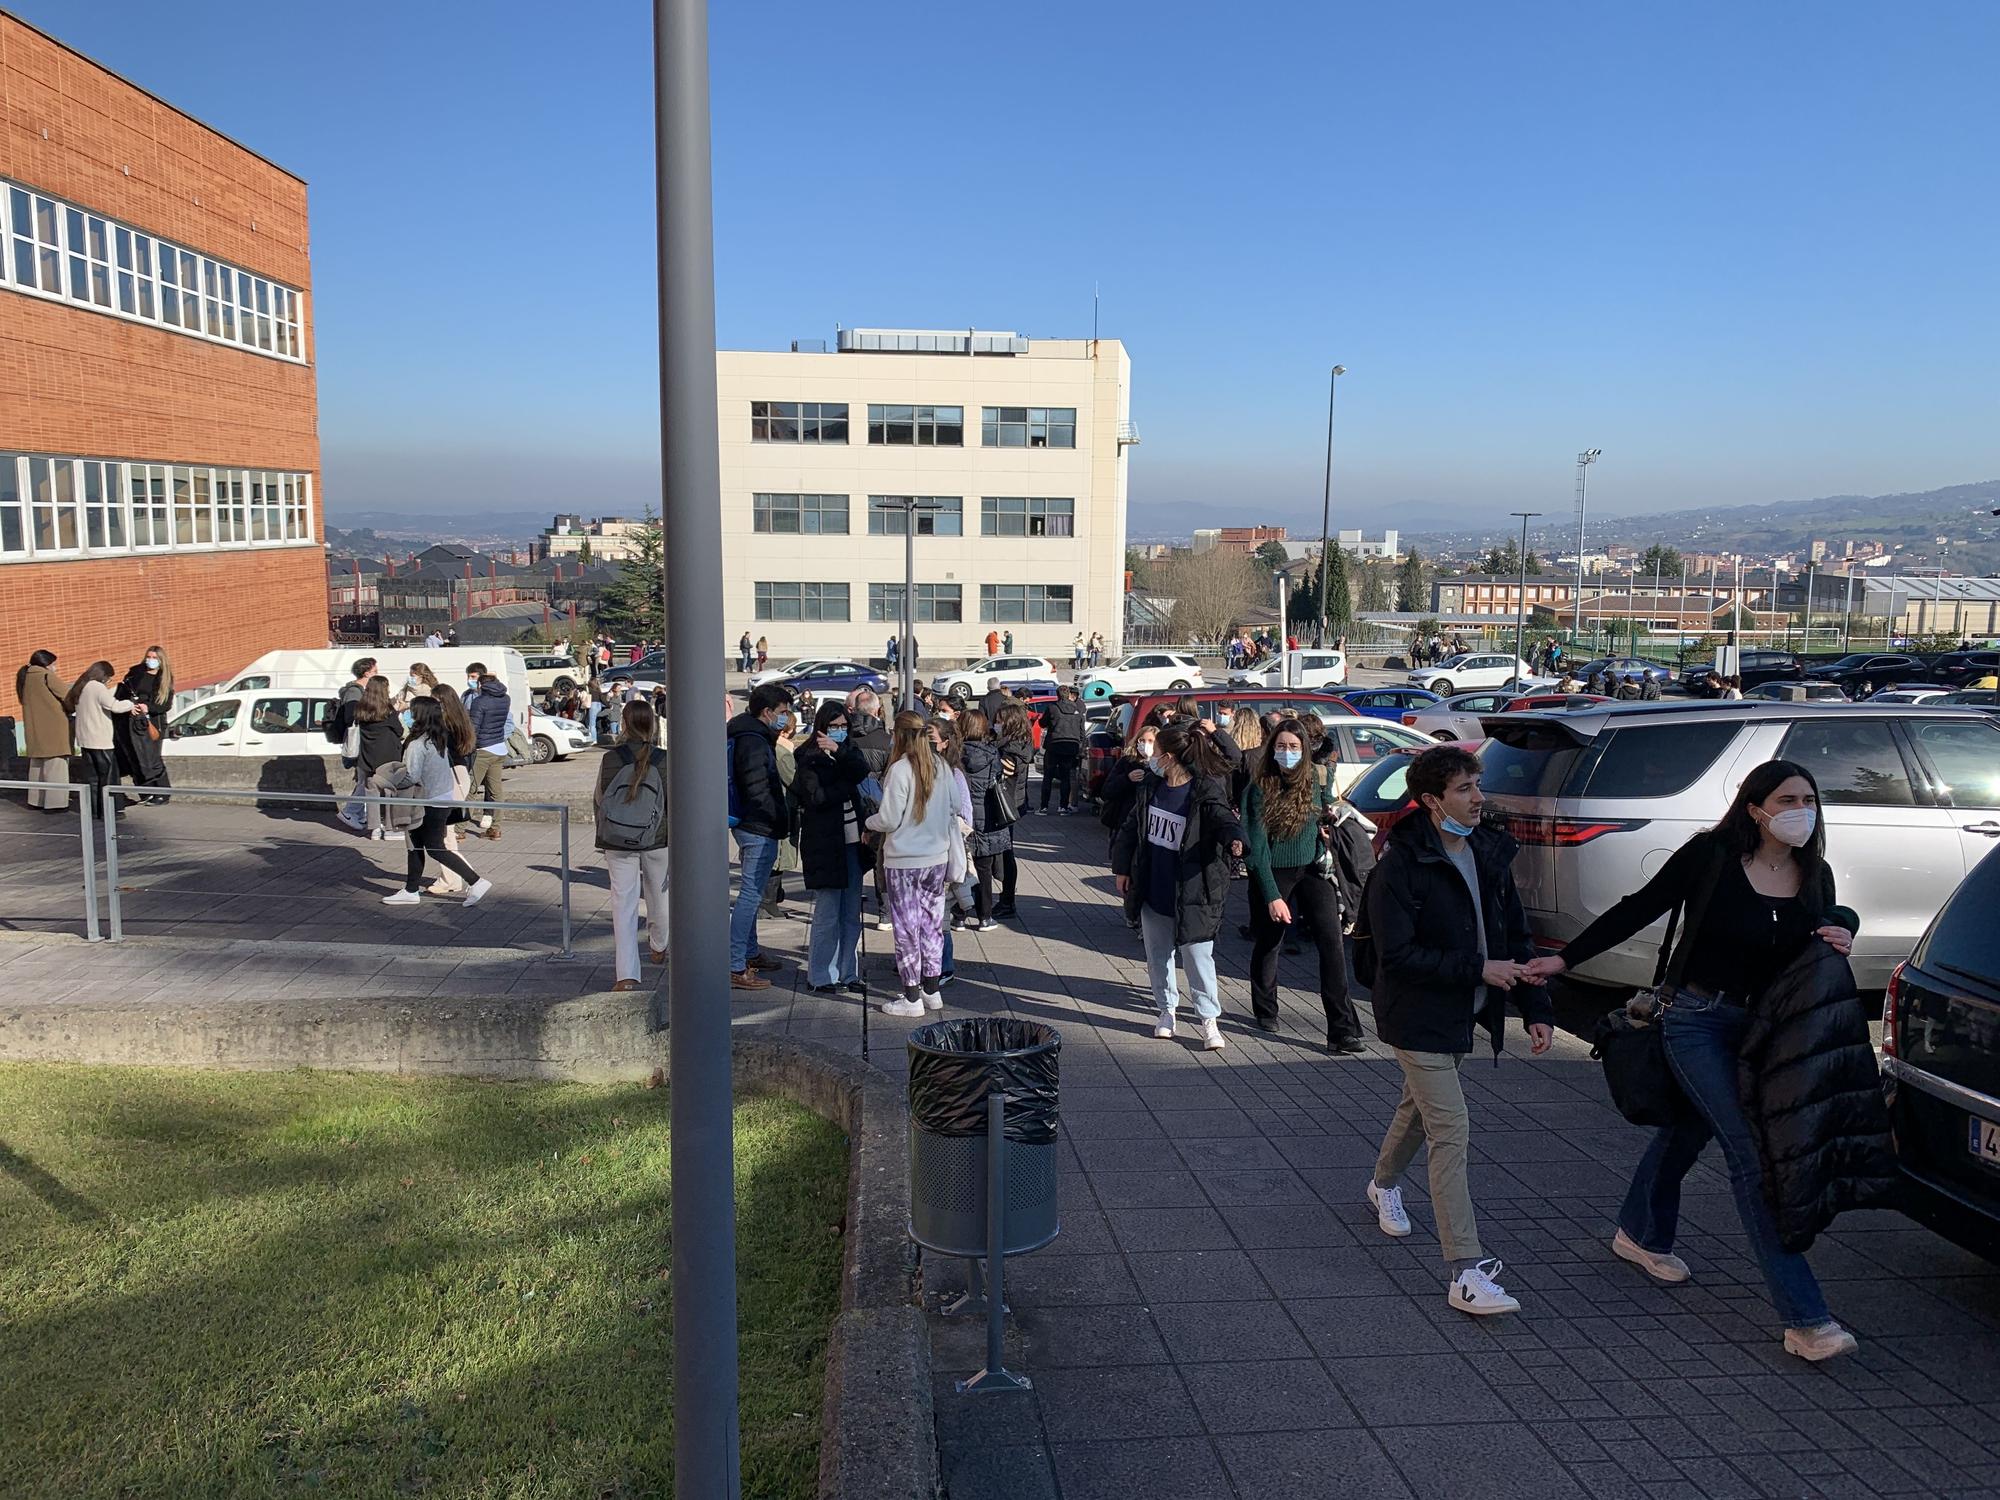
xmin=1401 ymin=714 xmax=1418 ymax=726
xmin=1491 ymin=813 xmax=1648 ymax=846
xmin=1882 ymin=963 xmax=1903 ymax=1059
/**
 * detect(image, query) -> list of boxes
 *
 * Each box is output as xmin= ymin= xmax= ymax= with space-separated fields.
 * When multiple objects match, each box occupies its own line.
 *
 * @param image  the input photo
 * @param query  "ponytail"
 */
xmin=1155 ymin=722 xmax=1229 ymax=781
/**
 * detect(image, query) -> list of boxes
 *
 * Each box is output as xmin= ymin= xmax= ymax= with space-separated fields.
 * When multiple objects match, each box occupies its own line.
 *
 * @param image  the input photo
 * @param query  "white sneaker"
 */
xmin=1153 ymin=1015 xmax=1176 ymax=1040
xmin=381 ymin=889 xmax=420 ymax=905
xmin=921 ymin=989 xmax=944 ymax=1011
xmin=1612 ymin=1228 xmax=1690 ymax=1284
xmin=462 ymin=878 xmax=493 ymax=906
xmin=875 ymin=917 xmax=893 ymax=932
xmin=1449 ymin=1259 xmax=1522 ymax=1316
xmin=369 ymin=827 xmax=384 ymax=841
xmin=962 ymin=917 xmax=983 ymax=931
xmin=383 ymin=830 xmax=404 ymax=842
xmin=1200 ymin=1019 xmax=1225 ymax=1051
xmin=1367 ymin=1181 xmax=1412 ymax=1238
xmin=879 ymin=997 xmax=926 ymax=1019
xmin=429 ymin=878 xmax=465 ymax=896
xmin=1783 ymin=1320 xmax=1858 ymax=1362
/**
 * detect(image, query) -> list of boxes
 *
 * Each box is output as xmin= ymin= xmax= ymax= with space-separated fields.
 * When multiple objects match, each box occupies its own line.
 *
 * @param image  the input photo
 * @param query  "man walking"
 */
xmin=726 ymin=683 xmax=795 ymax=989
xmin=1072 ymin=633 xmax=1087 ymax=670
xmin=1002 ymin=629 xmax=1015 ymax=654
xmin=1039 ymin=683 xmax=1086 ymax=813
xmin=464 ymin=664 xmax=512 ymax=840
xmin=1362 ymin=745 xmax=1554 ymax=1315
xmin=738 ymin=631 xmax=754 ymax=674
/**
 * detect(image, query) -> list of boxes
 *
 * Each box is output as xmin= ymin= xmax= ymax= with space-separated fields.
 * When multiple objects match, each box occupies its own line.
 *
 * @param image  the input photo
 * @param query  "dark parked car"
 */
xmin=1930 ymin=651 xmax=2000 ymax=687
xmin=1805 ymin=653 xmax=1926 ymax=698
xmin=1743 ymin=680 xmax=1849 ymax=702
xmin=1884 ymin=844 xmax=2000 ymax=1259
xmin=1328 ymin=686 xmax=1444 ymax=721
xmin=1939 ymin=690 xmax=2000 ymax=717
xmin=1680 ymin=649 xmax=1804 ymax=696
xmin=1578 ymin=656 xmax=1676 ymax=689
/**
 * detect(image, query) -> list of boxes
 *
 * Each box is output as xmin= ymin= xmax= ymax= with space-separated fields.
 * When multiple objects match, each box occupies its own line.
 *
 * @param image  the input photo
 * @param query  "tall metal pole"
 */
xmin=1511 ymin=511 xmax=1540 ymax=679
xmin=654 ymin=2 xmax=741 ymax=1495
xmin=1571 ymin=449 xmax=1599 ymax=639
xmin=1315 ymin=365 xmax=1346 ymax=649
xmin=1842 ymin=570 xmax=1855 ymax=650
xmin=902 ymin=514 xmax=916 ymax=711
xmin=1803 ymin=562 xmax=1815 ymax=648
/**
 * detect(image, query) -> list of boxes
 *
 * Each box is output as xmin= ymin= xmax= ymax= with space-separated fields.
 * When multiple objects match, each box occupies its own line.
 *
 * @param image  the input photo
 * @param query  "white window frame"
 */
xmin=0 ymin=450 xmax=314 ymax=563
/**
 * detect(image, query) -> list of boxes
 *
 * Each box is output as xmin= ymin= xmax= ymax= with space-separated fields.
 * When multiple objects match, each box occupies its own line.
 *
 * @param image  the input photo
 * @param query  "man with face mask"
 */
xmin=725 ymin=683 xmax=795 ymax=989
xmin=1361 ymin=745 xmax=1553 ymax=1318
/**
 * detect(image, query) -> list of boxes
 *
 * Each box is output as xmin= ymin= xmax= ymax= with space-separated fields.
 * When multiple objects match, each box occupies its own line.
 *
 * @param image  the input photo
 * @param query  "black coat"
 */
xmin=847 ymin=713 xmax=891 ymax=779
xmin=355 ymin=718 xmax=404 ymax=779
xmin=1365 ymin=814 xmax=1550 ymax=1057
xmin=961 ymin=738 xmax=1016 ymax=857
xmin=1098 ymin=753 xmax=1145 ymax=834
xmin=791 ymin=740 xmax=869 ymax=890
xmin=1043 ymin=697 xmax=1086 ymax=750
xmin=726 ymin=711 xmax=785 ymax=837
xmin=1110 ymin=773 xmax=1243 ymax=946
xmin=1738 ymin=941 xmax=1898 ymax=1253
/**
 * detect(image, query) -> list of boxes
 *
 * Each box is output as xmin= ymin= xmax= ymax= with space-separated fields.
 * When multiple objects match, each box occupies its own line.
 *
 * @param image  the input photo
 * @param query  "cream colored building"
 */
xmin=716 ymin=329 xmax=1134 ymax=664
xmin=538 ymin=514 xmax=648 ymax=563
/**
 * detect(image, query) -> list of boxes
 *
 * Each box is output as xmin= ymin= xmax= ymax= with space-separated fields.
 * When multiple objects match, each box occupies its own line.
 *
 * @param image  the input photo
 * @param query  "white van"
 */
xmin=212 ymin=648 xmax=531 ymax=712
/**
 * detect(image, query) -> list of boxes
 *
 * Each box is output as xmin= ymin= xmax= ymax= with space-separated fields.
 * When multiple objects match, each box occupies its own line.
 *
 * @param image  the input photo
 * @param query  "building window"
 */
xmin=868 ymin=582 xmax=963 ymax=622
xmin=1 ymin=177 xmax=305 ymax=364
xmin=980 ymin=583 xmax=1074 ymax=623
xmin=753 ymin=492 xmax=850 ymax=534
xmin=867 ymin=405 xmax=964 ymax=446
xmin=0 ymin=450 xmax=314 ymax=561
xmin=755 ymin=581 xmax=850 ymax=621
xmin=981 ymin=407 xmax=1076 ymax=448
xmin=867 ymin=496 xmax=963 ymax=536
xmin=751 ymin=401 xmax=849 ymax=443
xmin=980 ymin=496 xmax=1075 ymax=537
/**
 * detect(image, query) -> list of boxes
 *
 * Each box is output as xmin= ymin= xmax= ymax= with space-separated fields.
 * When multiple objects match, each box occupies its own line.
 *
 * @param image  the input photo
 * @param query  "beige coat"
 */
xmin=20 ymin=664 xmax=72 ymax=759
xmin=72 ymin=678 xmax=135 ymax=752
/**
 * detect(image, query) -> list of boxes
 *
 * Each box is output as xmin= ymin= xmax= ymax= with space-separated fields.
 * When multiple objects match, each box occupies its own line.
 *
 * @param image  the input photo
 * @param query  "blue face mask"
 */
xmin=1147 ymin=754 xmax=1166 ymax=776
xmin=1440 ymin=813 xmax=1479 ymax=838
xmin=1274 ymin=748 xmax=1302 ymax=770
xmin=827 ymin=727 xmax=848 ymax=744
xmin=398 ymin=709 xmax=413 ymax=731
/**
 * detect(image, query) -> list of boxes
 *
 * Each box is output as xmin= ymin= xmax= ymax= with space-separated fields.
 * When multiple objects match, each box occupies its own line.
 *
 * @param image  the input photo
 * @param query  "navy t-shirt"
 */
xmin=1143 ymin=780 xmax=1194 ymax=918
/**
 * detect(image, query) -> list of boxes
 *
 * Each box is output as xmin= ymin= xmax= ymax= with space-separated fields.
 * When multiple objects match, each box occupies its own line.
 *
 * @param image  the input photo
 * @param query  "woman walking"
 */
xmin=1526 ymin=760 xmax=1872 ymax=1362
xmin=382 ymin=698 xmax=490 ymax=908
xmin=66 ymin=662 xmax=136 ymax=817
xmin=755 ymin=635 xmax=770 ymax=673
xmin=354 ymin=678 xmax=406 ymax=841
xmin=594 ymin=698 xmax=670 ymax=991
xmin=429 ymin=683 xmax=478 ymax=894
xmin=793 ymin=700 xmax=869 ymax=995
xmin=114 ymin=645 xmax=174 ymax=804
xmin=17 ymin=650 xmax=71 ymax=812
xmin=865 ymin=709 xmax=957 ymax=1019
xmin=989 ymin=702 xmax=1034 ymax=919
xmin=1242 ymin=718 xmax=1367 ymax=1052
xmin=1111 ymin=724 xmax=1243 ymax=1050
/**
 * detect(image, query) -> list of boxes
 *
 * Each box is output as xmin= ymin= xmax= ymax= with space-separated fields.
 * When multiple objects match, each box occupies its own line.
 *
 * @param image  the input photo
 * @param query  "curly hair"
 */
xmin=1253 ymin=718 xmax=1317 ymax=839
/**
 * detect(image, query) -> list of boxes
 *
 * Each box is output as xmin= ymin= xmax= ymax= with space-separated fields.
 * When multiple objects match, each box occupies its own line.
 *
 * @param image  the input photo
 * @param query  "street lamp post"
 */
xmin=1314 ymin=365 xmax=1348 ymax=649
xmin=872 ymin=496 xmax=942 ymax=710
xmin=1570 ymin=449 xmax=1601 ymax=643
xmin=1511 ymin=511 xmax=1541 ymax=680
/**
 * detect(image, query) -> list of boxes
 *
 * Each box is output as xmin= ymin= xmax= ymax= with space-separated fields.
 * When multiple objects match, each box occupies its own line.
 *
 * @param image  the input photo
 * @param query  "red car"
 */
xmin=1342 ymin=740 xmax=1486 ymax=853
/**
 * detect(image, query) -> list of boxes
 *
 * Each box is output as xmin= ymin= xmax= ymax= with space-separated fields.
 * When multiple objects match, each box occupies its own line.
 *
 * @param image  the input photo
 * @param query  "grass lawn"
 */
xmin=0 ymin=1064 xmax=848 ymax=1499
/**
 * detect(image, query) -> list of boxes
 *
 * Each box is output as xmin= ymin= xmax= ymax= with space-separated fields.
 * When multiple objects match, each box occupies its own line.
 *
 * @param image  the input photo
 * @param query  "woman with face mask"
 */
xmin=1097 ymin=713 xmax=1163 ymax=865
xmin=113 ymin=644 xmax=175 ymax=804
xmin=793 ymin=700 xmax=870 ymax=994
xmin=1527 ymin=759 xmax=1865 ymax=1363
xmin=1242 ymin=719 xmax=1365 ymax=1053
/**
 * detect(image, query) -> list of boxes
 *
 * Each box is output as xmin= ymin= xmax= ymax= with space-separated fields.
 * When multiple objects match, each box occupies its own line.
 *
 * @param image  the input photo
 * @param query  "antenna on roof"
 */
xmin=1092 ymin=282 xmax=1099 ymax=354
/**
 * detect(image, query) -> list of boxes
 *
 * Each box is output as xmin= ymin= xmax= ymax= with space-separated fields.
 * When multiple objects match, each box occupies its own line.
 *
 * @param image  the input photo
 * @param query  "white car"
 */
xmin=750 ymin=657 xmax=845 ymax=688
xmin=1407 ymin=652 xmax=1533 ymax=697
xmin=164 ymin=691 xmax=587 ymax=762
xmin=1228 ymin=650 xmax=1347 ymax=691
xmin=1869 ymin=686 xmax=1950 ymax=704
xmin=1078 ymin=652 xmax=1205 ymax=696
xmin=1322 ymin=719 xmax=1435 ymax=793
xmin=522 ymin=650 xmax=582 ymax=696
xmin=932 ymin=655 xmax=1058 ymax=698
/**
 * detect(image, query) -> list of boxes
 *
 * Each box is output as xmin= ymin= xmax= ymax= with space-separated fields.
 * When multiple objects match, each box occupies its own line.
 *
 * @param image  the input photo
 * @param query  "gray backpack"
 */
xmin=597 ymin=746 xmax=666 ymax=850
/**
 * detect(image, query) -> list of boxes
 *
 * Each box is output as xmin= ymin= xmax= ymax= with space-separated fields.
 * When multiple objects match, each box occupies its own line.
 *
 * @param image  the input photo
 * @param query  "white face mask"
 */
xmin=144 ymin=657 xmax=161 ymax=670
xmin=1762 ymin=806 xmax=1817 ymax=847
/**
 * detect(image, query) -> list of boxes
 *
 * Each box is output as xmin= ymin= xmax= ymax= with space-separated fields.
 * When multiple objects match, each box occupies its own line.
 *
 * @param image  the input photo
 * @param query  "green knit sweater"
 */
xmin=1240 ymin=774 xmax=1336 ymax=903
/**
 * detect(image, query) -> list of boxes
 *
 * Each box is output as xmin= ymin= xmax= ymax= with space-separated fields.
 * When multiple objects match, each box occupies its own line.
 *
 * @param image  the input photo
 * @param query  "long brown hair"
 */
xmin=140 ymin=644 xmax=174 ymax=707
xmin=994 ymin=702 xmax=1029 ymax=744
xmin=65 ymin=661 xmax=115 ymax=714
xmin=1154 ymin=722 xmax=1230 ymax=781
xmin=355 ymin=676 xmax=393 ymax=723
xmin=1254 ymin=718 xmax=1316 ymax=839
xmin=1229 ymin=705 xmax=1264 ymax=751
xmin=619 ymin=698 xmax=658 ymax=800
xmin=957 ymin=707 xmax=990 ymax=742
xmin=430 ymin=682 xmax=477 ymax=757
xmin=929 ymin=714 xmax=963 ymax=769
xmin=890 ymin=709 xmax=939 ymax=820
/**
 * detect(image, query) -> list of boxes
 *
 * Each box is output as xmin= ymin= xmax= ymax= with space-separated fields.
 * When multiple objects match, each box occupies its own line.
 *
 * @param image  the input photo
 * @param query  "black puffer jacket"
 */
xmin=961 ymin=738 xmax=1014 ymax=857
xmin=791 ymin=739 xmax=869 ymax=890
xmin=1365 ymin=814 xmax=1550 ymax=1057
xmin=1738 ymin=941 xmax=1897 ymax=1253
xmin=726 ymin=711 xmax=785 ymax=837
xmin=1043 ymin=697 xmax=1086 ymax=750
xmin=1110 ymin=772 xmax=1243 ymax=946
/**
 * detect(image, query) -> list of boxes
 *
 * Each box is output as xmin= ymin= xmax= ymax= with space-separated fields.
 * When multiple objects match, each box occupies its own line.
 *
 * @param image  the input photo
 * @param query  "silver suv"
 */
xmin=1478 ymin=700 xmax=2000 ymax=991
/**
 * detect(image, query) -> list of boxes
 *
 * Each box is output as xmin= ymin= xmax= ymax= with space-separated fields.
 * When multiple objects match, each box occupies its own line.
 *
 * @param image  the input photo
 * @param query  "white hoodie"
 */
xmin=866 ymin=751 xmax=957 ymax=869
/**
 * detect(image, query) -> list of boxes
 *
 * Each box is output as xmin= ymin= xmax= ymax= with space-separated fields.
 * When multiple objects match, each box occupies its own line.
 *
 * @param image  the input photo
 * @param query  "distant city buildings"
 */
xmin=1192 ymin=525 xmax=1286 ymax=556
xmin=1336 ymin=528 xmax=1399 ymax=560
xmin=535 ymin=514 xmax=651 ymax=563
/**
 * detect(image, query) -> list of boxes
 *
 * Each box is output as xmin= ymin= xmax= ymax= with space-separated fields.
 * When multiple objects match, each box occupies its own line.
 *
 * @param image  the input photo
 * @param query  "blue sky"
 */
xmin=15 ymin=0 xmax=1999 ymax=537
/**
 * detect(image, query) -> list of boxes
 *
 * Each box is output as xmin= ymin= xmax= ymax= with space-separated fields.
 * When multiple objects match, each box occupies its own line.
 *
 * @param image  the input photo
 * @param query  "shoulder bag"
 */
xmin=1590 ymin=848 xmax=1716 ymax=1127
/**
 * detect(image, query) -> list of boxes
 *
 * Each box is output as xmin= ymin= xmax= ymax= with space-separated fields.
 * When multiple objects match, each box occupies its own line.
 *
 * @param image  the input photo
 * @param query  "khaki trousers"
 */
xmin=1374 ymin=1048 xmax=1483 ymax=1263
xmin=27 ymin=756 xmax=70 ymax=811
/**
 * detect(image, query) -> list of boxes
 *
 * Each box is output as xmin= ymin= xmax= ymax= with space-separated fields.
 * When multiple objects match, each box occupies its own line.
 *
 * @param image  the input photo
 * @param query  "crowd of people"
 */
xmin=16 ymin=646 xmax=177 ymax=816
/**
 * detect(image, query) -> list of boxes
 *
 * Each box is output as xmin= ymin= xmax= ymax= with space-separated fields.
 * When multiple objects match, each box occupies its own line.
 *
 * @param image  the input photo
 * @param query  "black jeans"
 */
xmin=1249 ymin=864 xmax=1360 ymax=1041
xmin=405 ymin=806 xmax=481 ymax=892
xmin=1040 ymin=746 xmax=1078 ymax=809
xmin=81 ymin=747 xmax=119 ymax=815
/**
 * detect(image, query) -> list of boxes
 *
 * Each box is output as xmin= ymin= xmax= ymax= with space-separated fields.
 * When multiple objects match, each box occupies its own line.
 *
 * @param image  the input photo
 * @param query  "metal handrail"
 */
xmin=98 ymin=784 xmax=573 ymax=957
xmin=0 ymin=779 xmax=100 ymax=940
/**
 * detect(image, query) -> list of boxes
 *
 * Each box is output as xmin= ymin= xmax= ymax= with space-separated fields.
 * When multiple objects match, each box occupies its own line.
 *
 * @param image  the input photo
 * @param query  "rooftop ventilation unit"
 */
xmin=837 ymin=328 xmax=1027 ymax=355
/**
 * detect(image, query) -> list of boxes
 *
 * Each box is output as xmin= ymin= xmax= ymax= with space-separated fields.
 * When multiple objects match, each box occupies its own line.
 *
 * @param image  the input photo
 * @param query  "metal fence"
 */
xmin=0 ymin=778 xmax=101 ymax=940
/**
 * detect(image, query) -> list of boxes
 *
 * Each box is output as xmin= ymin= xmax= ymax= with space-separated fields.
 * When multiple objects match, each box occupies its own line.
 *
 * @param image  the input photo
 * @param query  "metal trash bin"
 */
xmin=908 ymin=1017 xmax=1061 ymax=1257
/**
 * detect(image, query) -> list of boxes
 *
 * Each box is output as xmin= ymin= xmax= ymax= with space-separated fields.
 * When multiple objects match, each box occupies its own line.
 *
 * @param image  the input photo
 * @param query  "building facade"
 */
xmin=0 ymin=12 xmax=321 ymax=718
xmin=536 ymin=514 xmax=649 ymax=564
xmin=1432 ymin=573 xmax=1579 ymax=616
xmin=1337 ymin=527 xmax=1399 ymax=560
xmin=717 ymin=330 xmax=1132 ymax=663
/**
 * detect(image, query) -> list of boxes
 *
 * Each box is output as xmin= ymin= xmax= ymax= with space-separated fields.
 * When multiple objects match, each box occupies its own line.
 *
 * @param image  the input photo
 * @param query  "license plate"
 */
xmin=1971 ymin=1116 xmax=2000 ymax=1168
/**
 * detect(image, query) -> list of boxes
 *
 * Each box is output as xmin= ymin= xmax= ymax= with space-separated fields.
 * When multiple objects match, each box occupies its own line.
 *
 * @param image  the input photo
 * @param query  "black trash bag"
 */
xmin=907 ymin=1018 xmax=1061 ymax=1144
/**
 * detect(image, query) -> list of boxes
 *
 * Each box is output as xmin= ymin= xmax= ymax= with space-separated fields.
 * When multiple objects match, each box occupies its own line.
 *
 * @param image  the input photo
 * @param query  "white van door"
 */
xmin=242 ymin=694 xmax=339 ymax=757
xmin=162 ymin=695 xmax=250 ymax=755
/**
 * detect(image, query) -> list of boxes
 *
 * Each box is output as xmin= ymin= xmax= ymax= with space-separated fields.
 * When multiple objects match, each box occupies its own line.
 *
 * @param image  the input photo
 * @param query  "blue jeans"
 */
xmin=585 ymin=702 xmax=603 ymax=742
xmin=1139 ymin=906 xmax=1220 ymax=1021
xmin=809 ymin=846 xmax=864 ymax=986
xmin=730 ymin=829 xmax=780 ymax=972
xmin=1618 ymin=996 xmax=1830 ymax=1328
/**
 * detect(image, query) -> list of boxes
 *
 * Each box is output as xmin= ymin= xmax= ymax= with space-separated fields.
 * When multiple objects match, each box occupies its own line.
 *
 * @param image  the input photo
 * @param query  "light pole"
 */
xmin=1314 ymin=365 xmax=1348 ymax=648
xmin=654 ymin=0 xmax=742 ymax=1493
xmin=1570 ymin=449 xmax=1601 ymax=643
xmin=1511 ymin=511 xmax=1541 ymax=680
xmin=872 ymin=496 xmax=942 ymax=710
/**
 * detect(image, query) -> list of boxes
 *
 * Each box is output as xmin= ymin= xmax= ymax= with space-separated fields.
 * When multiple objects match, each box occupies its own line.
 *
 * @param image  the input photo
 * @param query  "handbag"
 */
xmin=986 ymin=775 xmax=1020 ymax=830
xmin=946 ymin=815 xmax=972 ymax=885
xmin=1589 ymin=867 xmax=1712 ymax=1127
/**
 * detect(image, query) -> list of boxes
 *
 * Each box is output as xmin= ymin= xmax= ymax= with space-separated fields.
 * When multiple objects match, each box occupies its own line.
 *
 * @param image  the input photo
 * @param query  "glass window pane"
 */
xmin=1777 ymin=721 xmax=1914 ymax=806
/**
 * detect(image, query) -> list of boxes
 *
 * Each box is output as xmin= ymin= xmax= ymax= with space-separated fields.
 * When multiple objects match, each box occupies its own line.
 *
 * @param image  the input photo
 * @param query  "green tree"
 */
xmin=1396 ymin=550 xmax=1429 ymax=612
xmin=1640 ymin=543 xmax=1684 ymax=578
xmin=1253 ymin=539 xmax=1291 ymax=574
xmin=1481 ymin=538 xmax=1522 ymax=576
xmin=1358 ymin=561 xmax=1388 ymax=612
xmin=1291 ymin=547 xmax=1353 ymax=639
xmin=1524 ymin=549 xmax=1540 ymax=573
xmin=596 ymin=508 xmax=664 ymax=641
xmin=576 ymin=536 xmax=594 ymax=566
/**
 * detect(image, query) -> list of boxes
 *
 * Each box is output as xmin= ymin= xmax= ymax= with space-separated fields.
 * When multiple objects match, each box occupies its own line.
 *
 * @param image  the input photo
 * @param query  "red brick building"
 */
xmin=0 ymin=11 xmax=322 ymax=719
